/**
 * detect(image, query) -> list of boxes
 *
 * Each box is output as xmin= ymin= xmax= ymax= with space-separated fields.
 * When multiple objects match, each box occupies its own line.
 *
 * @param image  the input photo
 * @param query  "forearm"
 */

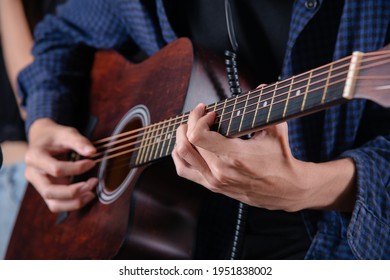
xmin=0 ymin=0 xmax=34 ymax=94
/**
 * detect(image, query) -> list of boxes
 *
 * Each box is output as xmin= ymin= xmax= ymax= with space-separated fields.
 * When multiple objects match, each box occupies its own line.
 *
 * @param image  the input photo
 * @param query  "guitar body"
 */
xmin=6 ymin=38 xmax=250 ymax=259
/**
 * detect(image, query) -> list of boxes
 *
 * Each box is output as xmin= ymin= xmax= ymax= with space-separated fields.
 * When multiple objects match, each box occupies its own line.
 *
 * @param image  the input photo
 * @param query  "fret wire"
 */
xmin=151 ymin=124 xmax=160 ymax=161
xmin=161 ymin=116 xmax=175 ymax=156
xmin=159 ymin=116 xmax=170 ymax=158
xmin=230 ymin=94 xmax=249 ymax=135
xmin=252 ymin=87 xmax=263 ymax=128
xmin=137 ymin=126 xmax=149 ymax=165
xmin=154 ymin=120 xmax=165 ymax=160
xmin=239 ymin=90 xmax=251 ymax=132
xmin=266 ymin=82 xmax=278 ymax=123
xmin=283 ymin=77 xmax=294 ymax=118
xmin=144 ymin=126 xmax=156 ymax=163
xmin=226 ymin=96 xmax=239 ymax=136
xmin=164 ymin=117 xmax=177 ymax=156
xmin=321 ymin=63 xmax=333 ymax=104
xmin=217 ymin=99 xmax=228 ymax=133
xmin=301 ymin=70 xmax=313 ymax=111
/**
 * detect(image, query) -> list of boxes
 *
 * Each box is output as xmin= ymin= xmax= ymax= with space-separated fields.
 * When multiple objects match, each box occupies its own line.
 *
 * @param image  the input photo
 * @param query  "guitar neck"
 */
xmin=132 ymin=47 xmax=390 ymax=167
xmin=212 ymin=54 xmax=358 ymax=137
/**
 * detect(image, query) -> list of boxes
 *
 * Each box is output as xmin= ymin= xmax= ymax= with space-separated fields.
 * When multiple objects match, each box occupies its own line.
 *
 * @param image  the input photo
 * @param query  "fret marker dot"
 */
xmin=167 ymin=133 xmax=171 ymax=139
xmin=156 ymin=137 xmax=160 ymax=142
xmin=236 ymin=110 xmax=241 ymax=116
xmin=296 ymin=89 xmax=301 ymax=96
xmin=263 ymin=101 xmax=268 ymax=107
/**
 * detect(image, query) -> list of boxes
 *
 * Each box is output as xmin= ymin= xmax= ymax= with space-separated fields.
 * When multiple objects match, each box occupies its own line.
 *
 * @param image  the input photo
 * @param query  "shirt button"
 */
xmin=305 ymin=0 xmax=318 ymax=10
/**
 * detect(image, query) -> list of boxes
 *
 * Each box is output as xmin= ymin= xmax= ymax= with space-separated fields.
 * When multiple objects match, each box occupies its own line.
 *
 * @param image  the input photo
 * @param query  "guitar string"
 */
xmin=90 ymin=77 xmax=390 ymax=170
xmin=100 ymin=74 xmax=390 ymax=174
xmin=90 ymin=53 xmax=390 ymax=161
xmin=92 ymin=51 xmax=390 ymax=152
xmin=92 ymin=54 xmax=354 ymax=146
xmin=86 ymin=52 xmax=390 ymax=172
xmin=91 ymin=58 xmax=390 ymax=167
xmin=92 ymin=63 xmax=349 ymax=151
xmin=91 ymin=77 xmax=348 ymax=160
xmin=92 ymin=76 xmax=388 ymax=171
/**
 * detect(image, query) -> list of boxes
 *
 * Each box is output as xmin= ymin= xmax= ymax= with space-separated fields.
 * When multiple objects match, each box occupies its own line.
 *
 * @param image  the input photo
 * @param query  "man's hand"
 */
xmin=25 ymin=118 xmax=98 ymax=212
xmin=172 ymin=103 xmax=356 ymax=212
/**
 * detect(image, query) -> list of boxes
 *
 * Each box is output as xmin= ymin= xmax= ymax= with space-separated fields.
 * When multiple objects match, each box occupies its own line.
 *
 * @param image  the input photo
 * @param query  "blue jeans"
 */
xmin=0 ymin=161 xmax=27 ymax=259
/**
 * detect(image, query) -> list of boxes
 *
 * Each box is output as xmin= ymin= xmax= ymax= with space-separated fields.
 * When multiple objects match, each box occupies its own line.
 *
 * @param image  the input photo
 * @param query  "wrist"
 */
xmin=298 ymin=158 xmax=357 ymax=212
xmin=29 ymin=118 xmax=57 ymax=139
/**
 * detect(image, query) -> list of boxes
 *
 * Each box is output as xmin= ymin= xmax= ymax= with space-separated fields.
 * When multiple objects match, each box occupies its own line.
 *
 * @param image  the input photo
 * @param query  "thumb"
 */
xmin=57 ymin=126 xmax=96 ymax=157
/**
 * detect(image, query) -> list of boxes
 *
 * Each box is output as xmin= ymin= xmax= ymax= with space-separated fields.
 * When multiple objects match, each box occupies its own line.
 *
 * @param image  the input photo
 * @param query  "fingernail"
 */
xmin=82 ymin=146 xmax=95 ymax=155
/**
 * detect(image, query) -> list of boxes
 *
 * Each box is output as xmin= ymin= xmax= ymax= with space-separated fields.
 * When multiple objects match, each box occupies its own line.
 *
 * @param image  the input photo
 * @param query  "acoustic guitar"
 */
xmin=6 ymin=38 xmax=390 ymax=259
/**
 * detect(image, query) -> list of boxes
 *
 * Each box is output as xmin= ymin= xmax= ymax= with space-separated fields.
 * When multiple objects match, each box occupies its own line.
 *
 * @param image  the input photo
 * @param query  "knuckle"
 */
xmin=63 ymin=127 xmax=84 ymax=143
xmin=74 ymin=199 xmax=84 ymax=210
xmin=24 ymin=150 xmax=36 ymax=165
xmin=207 ymin=177 xmax=222 ymax=190
xmin=50 ymin=164 xmax=64 ymax=177
xmin=41 ymin=188 xmax=54 ymax=200
xmin=229 ymin=155 xmax=244 ymax=169
xmin=206 ymin=180 xmax=223 ymax=194
xmin=212 ymin=165 xmax=229 ymax=186
xmin=68 ymin=187 xmax=79 ymax=199
xmin=283 ymin=204 xmax=299 ymax=213
xmin=64 ymin=126 xmax=78 ymax=136
xmin=46 ymin=201 xmax=60 ymax=213
xmin=187 ymin=131 xmax=203 ymax=146
xmin=24 ymin=168 xmax=32 ymax=180
xmin=176 ymin=142 xmax=191 ymax=158
xmin=176 ymin=166 xmax=186 ymax=178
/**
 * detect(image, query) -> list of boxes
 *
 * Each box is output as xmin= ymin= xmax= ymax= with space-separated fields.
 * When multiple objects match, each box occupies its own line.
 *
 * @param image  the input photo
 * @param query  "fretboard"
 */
xmin=132 ymin=52 xmax=361 ymax=167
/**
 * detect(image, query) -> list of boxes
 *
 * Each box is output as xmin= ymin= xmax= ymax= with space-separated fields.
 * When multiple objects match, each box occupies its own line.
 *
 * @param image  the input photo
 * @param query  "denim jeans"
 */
xmin=0 ymin=161 xmax=26 ymax=259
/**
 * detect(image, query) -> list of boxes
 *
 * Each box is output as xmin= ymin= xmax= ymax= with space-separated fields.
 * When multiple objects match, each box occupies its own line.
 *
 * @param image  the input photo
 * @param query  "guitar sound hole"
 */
xmin=97 ymin=105 xmax=150 ymax=204
xmin=103 ymin=118 xmax=142 ymax=192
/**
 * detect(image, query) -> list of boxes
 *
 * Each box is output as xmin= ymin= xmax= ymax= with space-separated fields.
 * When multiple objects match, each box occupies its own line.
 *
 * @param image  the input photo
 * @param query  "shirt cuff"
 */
xmin=341 ymin=149 xmax=390 ymax=259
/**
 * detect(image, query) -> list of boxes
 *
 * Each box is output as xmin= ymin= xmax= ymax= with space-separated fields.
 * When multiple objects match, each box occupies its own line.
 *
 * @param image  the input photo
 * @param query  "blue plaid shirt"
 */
xmin=19 ymin=0 xmax=390 ymax=259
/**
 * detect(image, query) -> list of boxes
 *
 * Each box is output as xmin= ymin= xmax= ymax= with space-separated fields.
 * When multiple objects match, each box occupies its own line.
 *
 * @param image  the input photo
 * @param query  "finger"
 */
xmin=172 ymin=148 xmax=210 ymax=187
xmin=188 ymin=111 xmax=237 ymax=154
xmin=187 ymin=103 xmax=206 ymax=136
xmin=56 ymin=126 xmax=96 ymax=156
xmin=26 ymin=167 xmax=98 ymax=200
xmin=45 ymin=192 xmax=96 ymax=213
xmin=25 ymin=148 xmax=95 ymax=177
xmin=174 ymin=124 xmax=210 ymax=174
xmin=29 ymin=119 xmax=96 ymax=157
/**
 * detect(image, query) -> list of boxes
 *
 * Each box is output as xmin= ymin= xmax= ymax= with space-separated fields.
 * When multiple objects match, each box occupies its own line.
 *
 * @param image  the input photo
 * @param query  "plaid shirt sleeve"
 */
xmin=18 ymin=0 xmax=133 ymax=130
xmin=340 ymin=102 xmax=390 ymax=259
